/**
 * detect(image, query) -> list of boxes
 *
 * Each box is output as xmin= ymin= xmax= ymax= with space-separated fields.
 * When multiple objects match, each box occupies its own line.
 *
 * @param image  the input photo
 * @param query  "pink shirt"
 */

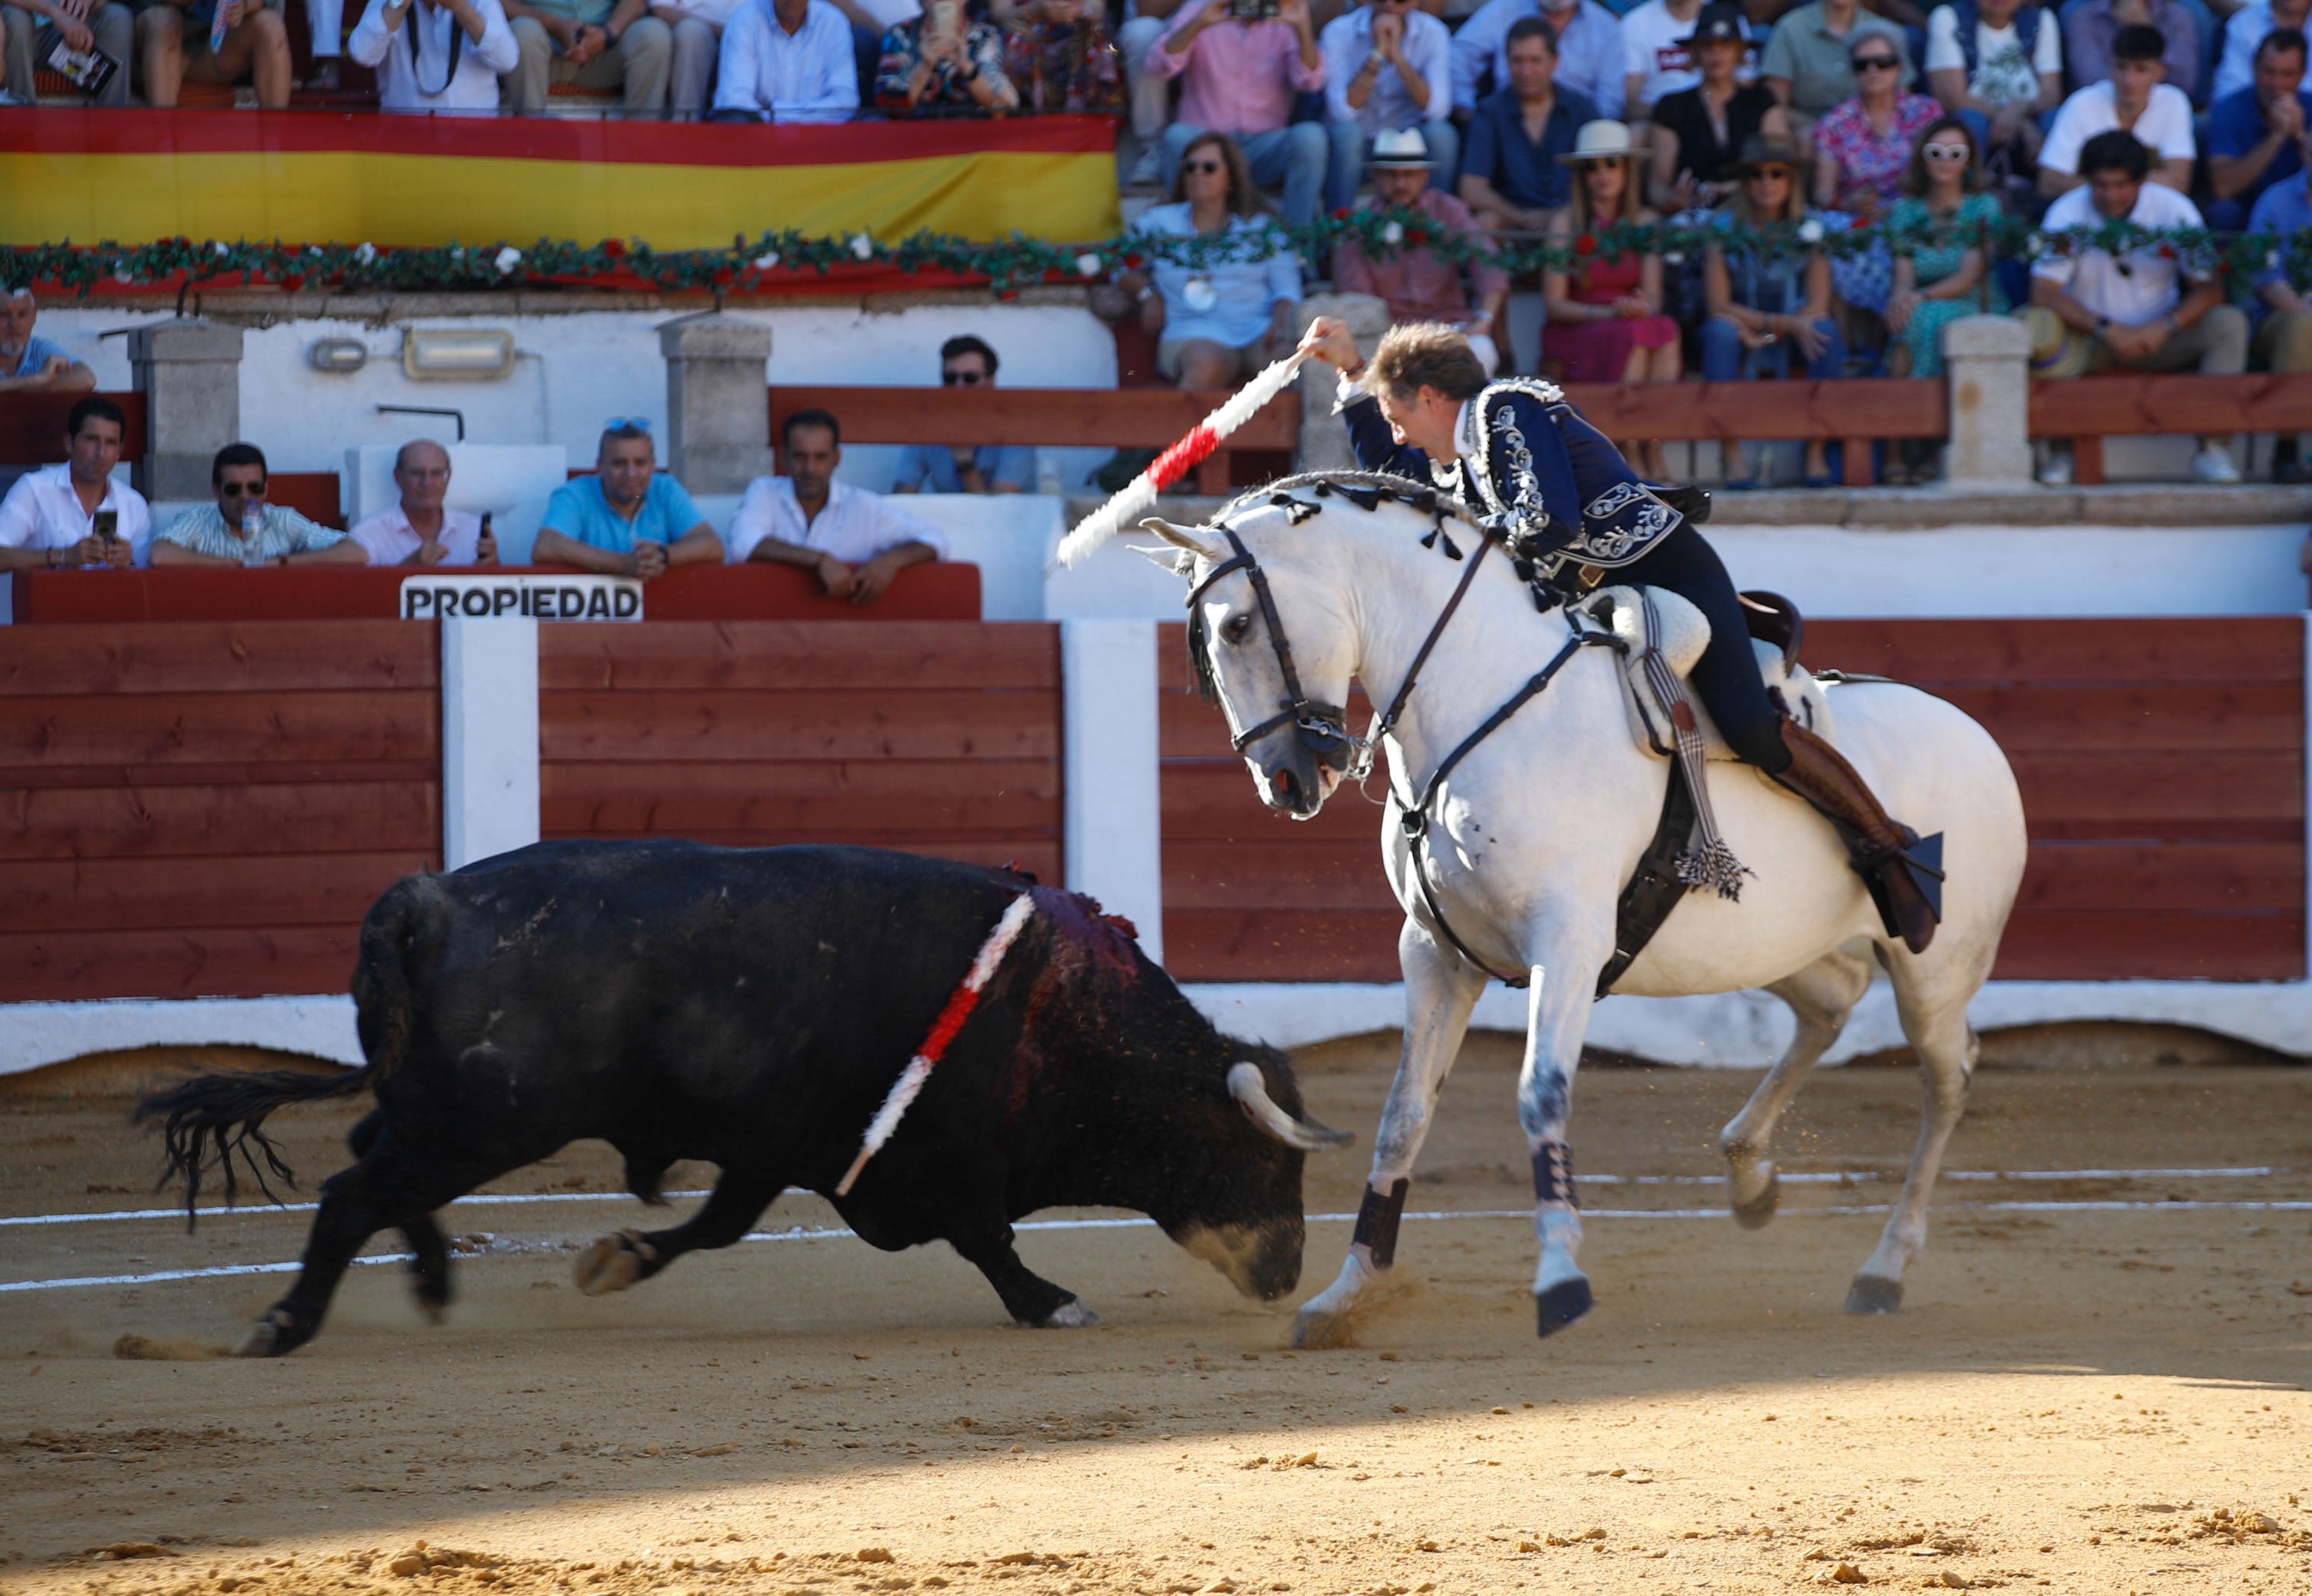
xmin=1332 ymin=189 xmax=1510 ymax=325
xmin=1146 ymin=13 xmax=1325 ymax=137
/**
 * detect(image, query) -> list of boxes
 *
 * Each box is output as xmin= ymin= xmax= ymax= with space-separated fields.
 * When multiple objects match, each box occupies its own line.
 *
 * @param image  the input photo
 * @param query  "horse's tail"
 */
xmin=133 ymin=872 xmax=448 ymax=1226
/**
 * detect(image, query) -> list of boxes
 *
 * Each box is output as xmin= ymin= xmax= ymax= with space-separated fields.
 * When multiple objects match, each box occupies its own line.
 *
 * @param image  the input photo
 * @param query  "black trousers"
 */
xmin=1607 ymin=525 xmax=1791 ymax=774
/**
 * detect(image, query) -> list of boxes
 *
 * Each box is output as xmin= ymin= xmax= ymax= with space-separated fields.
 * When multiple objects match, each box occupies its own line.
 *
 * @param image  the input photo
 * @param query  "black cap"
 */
xmin=1677 ymin=2 xmax=1746 ymax=46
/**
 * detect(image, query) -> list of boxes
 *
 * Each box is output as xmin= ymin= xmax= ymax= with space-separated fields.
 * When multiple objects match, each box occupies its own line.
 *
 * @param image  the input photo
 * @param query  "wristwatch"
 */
xmin=2094 ymin=315 xmax=2110 ymax=338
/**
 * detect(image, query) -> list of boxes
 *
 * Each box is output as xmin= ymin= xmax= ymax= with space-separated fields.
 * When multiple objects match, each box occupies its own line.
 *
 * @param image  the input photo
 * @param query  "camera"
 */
xmin=1228 ymin=0 xmax=1280 ymax=20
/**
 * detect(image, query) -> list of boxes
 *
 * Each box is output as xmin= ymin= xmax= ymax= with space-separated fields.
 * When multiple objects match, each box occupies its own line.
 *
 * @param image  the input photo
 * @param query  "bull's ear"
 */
xmin=1228 ymin=1062 xmax=1354 ymax=1153
xmin=1140 ymin=518 xmax=1228 ymax=564
xmin=1128 ymin=542 xmax=1200 ymax=578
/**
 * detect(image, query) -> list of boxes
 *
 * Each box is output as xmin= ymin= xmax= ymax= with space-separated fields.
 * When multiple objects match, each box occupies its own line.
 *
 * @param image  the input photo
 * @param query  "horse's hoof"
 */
xmin=1034 ymin=1298 xmax=1101 ymax=1329
xmin=231 ymin=1311 xmax=294 ymax=1358
xmin=1290 ymin=1306 xmax=1355 ymax=1351
xmin=1728 ymin=1168 xmax=1780 ymax=1231
xmin=1534 ymin=1277 xmax=1594 ymax=1338
xmin=1844 ymin=1274 xmax=1903 ymax=1314
xmin=574 ymin=1231 xmax=652 ymax=1297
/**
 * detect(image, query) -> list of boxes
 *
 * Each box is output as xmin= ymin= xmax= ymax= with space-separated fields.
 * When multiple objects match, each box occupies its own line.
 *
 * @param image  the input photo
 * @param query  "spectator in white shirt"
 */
xmin=350 ymin=440 xmax=501 ymax=566
xmin=1451 ymin=0 xmax=1625 ymax=122
xmin=711 ymin=0 xmax=857 ymax=119
xmin=1321 ymin=0 xmax=1457 ymax=215
xmin=0 ymin=396 xmax=146 ymax=582
xmin=2027 ymin=129 xmax=2247 ymax=485
xmin=2215 ymin=0 xmax=2310 ymax=104
xmin=652 ymin=0 xmax=738 ymax=114
xmin=1924 ymin=0 xmax=2063 ymax=169
xmin=2038 ymin=23 xmax=2193 ymax=195
xmin=347 ymin=0 xmax=520 ymax=111
xmin=728 ymin=408 xmax=945 ymax=606
xmin=1622 ymin=0 xmax=1754 ymax=120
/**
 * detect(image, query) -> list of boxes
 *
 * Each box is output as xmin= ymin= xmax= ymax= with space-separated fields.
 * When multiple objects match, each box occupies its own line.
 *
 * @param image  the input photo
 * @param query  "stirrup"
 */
xmin=1856 ymin=832 xmax=1944 ymax=951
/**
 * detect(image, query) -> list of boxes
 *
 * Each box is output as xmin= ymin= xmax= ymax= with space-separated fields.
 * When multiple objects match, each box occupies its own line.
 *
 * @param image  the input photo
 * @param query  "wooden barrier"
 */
xmin=1558 ymin=378 xmax=1946 ymax=488
xmin=12 ymin=561 xmax=982 ymax=623
xmin=0 ymin=391 xmax=148 ymax=465
xmin=0 ymin=621 xmax=441 ymax=1002
xmin=768 ymin=385 xmax=1303 ymax=496
xmin=2029 ymin=373 xmax=2312 ymax=486
xmin=538 ymin=621 xmax=1065 ymax=885
xmin=1158 ymin=616 xmax=2304 ymax=985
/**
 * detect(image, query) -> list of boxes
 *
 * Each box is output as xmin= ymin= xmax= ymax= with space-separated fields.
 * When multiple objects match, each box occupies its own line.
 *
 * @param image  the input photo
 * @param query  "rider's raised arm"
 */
xmin=1341 ymin=384 xmax=1432 ymax=481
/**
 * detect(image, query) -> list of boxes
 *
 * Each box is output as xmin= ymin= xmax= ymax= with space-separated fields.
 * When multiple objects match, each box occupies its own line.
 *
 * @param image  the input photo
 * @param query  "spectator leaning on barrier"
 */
xmin=1623 ymin=0 xmax=1754 ymax=122
xmin=1924 ymin=0 xmax=2062 ymax=172
xmin=0 ymin=396 xmax=146 ymax=576
xmin=1759 ymin=0 xmax=1909 ymax=141
xmin=875 ymin=0 xmax=1017 ymax=113
xmin=730 ymin=409 xmax=946 ymax=605
xmin=1148 ymin=0 xmax=1329 ymax=228
xmin=534 ymin=421 xmax=723 ymax=578
xmin=1647 ymin=5 xmax=1787 ymax=211
xmin=1121 ymin=132 xmax=1305 ymax=387
xmin=154 ymin=445 xmax=366 ymax=568
xmin=2 ymin=0 xmax=135 ymax=107
xmin=1703 ymin=133 xmax=1844 ymax=488
xmin=2039 ymin=23 xmax=2194 ymax=195
xmin=891 ymin=336 xmax=1035 ymax=494
xmin=350 ymin=440 xmax=500 ymax=566
xmin=1333 ymin=128 xmax=1511 ymax=373
xmin=1459 ymin=16 xmax=1597 ymax=231
xmin=2027 ymin=129 xmax=2247 ymax=485
xmin=347 ymin=0 xmax=521 ymax=112
xmin=1321 ymin=0 xmax=1457 ymax=215
xmin=1451 ymin=0 xmax=1624 ymax=125
xmin=2247 ymin=118 xmax=2312 ymax=481
xmin=506 ymin=0 xmax=673 ymax=114
xmin=137 ymin=0 xmax=293 ymax=106
xmin=2063 ymin=0 xmax=2200 ymax=106
xmin=1003 ymin=0 xmax=1121 ymax=112
xmin=711 ymin=0 xmax=858 ymax=118
xmin=2215 ymin=0 xmax=2309 ymax=103
xmin=2207 ymin=28 xmax=2311 ymax=228
xmin=0 ymin=290 xmax=95 ymax=395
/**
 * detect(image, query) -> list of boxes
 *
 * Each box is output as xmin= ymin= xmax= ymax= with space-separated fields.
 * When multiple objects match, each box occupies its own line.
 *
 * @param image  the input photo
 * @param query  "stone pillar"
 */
xmin=1942 ymin=315 xmax=2034 ymax=488
xmin=1294 ymin=292 xmax=1393 ymax=473
xmin=128 ymin=318 xmax=244 ymax=500
xmin=1061 ymin=619 xmax=1163 ymax=965
xmin=659 ymin=312 xmax=775 ymax=495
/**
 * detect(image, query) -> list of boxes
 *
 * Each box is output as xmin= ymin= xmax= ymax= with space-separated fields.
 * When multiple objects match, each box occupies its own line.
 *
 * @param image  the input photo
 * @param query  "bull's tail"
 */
xmin=133 ymin=871 xmax=449 ymax=1226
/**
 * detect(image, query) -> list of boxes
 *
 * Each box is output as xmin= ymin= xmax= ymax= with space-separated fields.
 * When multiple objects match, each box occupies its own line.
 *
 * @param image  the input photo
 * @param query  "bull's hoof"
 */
xmin=1035 ymin=1298 xmax=1101 ymax=1329
xmin=1728 ymin=1165 xmax=1781 ymax=1231
xmin=574 ymin=1231 xmax=655 ymax=1297
xmin=1534 ymin=1276 xmax=1594 ymax=1338
xmin=1844 ymin=1274 xmax=1903 ymax=1315
xmin=232 ymin=1310 xmax=295 ymax=1358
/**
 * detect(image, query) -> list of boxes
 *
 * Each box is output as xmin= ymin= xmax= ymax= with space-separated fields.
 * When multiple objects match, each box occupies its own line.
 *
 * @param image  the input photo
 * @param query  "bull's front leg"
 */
xmin=949 ymin=1225 xmax=1098 ymax=1328
xmin=1518 ymin=918 xmax=1612 ymax=1338
xmin=1291 ymin=921 xmax=1486 ymax=1349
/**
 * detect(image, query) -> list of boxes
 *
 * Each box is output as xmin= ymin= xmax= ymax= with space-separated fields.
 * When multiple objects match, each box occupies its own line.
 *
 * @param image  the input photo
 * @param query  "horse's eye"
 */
xmin=1221 ymin=614 xmax=1254 ymax=645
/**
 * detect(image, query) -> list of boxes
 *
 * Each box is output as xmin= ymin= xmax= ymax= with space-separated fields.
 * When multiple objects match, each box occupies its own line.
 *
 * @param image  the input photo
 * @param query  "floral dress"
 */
xmin=1883 ymin=192 xmax=2008 ymax=377
xmin=1002 ymin=20 xmax=1123 ymax=112
xmin=1814 ymin=92 xmax=1941 ymax=317
xmin=874 ymin=17 xmax=1011 ymax=112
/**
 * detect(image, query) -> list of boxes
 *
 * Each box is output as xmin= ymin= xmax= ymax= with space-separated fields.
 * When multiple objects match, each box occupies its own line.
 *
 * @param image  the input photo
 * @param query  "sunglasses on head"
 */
xmin=1921 ymin=140 xmax=1971 ymax=160
xmin=941 ymin=367 xmax=988 ymax=385
xmin=602 ymin=415 xmax=652 ymax=435
xmin=1183 ymin=158 xmax=1226 ymax=175
xmin=1851 ymin=52 xmax=1900 ymax=69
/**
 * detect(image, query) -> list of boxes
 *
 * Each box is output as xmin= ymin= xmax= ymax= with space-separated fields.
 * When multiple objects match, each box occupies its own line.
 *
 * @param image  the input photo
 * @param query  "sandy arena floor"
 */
xmin=2 ymin=1035 xmax=2307 ymax=1596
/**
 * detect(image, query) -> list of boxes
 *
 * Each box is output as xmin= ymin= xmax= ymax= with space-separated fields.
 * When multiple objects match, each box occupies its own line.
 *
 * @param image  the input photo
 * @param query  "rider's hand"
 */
xmin=1298 ymin=315 xmax=1362 ymax=374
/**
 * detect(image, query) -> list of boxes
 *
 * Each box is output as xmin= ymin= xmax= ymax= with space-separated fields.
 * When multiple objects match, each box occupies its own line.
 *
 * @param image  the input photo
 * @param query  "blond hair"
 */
xmin=1367 ymin=322 xmax=1490 ymax=403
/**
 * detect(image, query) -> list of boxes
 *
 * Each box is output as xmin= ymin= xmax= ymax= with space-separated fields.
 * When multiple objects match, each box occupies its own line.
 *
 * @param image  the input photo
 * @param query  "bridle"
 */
xmin=1185 ymin=525 xmax=1368 ymax=778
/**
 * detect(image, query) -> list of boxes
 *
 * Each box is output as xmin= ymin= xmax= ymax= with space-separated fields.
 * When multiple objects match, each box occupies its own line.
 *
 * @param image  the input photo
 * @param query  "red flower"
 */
xmin=280 ymin=274 xmax=305 ymax=294
xmin=1574 ymin=232 xmax=1597 ymax=256
xmin=603 ymin=238 xmax=628 ymax=258
xmin=1123 ymin=252 xmax=1145 ymax=269
xmin=712 ymin=267 xmax=735 ymax=286
xmin=1405 ymin=229 xmax=1428 ymax=246
xmin=2157 ymin=242 xmax=2177 ymax=259
xmin=1332 ymin=207 xmax=1351 ymax=220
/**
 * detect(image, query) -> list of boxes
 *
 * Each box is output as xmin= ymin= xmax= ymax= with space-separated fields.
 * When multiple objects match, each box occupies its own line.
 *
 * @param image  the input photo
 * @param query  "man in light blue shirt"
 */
xmin=711 ymin=0 xmax=857 ymax=120
xmin=2248 ymin=146 xmax=2312 ymax=480
xmin=1321 ymin=0 xmax=1458 ymax=213
xmin=0 ymin=289 xmax=96 ymax=393
xmin=1451 ymin=0 xmax=1624 ymax=120
xmin=535 ymin=421 xmax=724 ymax=578
xmin=891 ymin=336 xmax=1036 ymax=495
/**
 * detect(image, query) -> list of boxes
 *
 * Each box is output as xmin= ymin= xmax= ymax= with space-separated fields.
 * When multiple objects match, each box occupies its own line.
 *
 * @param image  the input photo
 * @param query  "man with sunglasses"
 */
xmin=152 ymin=444 xmax=365 ymax=567
xmin=535 ymin=420 xmax=722 ymax=580
xmin=891 ymin=336 xmax=1033 ymax=495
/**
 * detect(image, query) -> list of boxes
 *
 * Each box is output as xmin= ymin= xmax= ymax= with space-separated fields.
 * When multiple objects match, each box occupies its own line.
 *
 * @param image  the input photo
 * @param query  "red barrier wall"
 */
xmin=538 ymin=621 xmax=1064 ymax=885
xmin=1159 ymin=617 xmax=2307 ymax=984
xmin=0 ymin=621 xmax=442 ymax=1001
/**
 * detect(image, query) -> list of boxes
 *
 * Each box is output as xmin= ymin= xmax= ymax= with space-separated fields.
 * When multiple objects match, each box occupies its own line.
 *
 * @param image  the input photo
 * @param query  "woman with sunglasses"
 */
xmin=1812 ymin=38 xmax=1941 ymax=222
xmin=1880 ymin=116 xmax=2007 ymax=480
xmin=1701 ymin=133 xmax=1844 ymax=488
xmin=1647 ymin=3 xmax=1790 ymax=213
xmin=1117 ymin=132 xmax=1302 ymax=392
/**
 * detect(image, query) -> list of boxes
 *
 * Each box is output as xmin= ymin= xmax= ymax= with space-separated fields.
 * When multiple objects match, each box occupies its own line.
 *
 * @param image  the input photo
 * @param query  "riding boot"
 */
xmin=1771 ymin=719 xmax=1941 ymax=955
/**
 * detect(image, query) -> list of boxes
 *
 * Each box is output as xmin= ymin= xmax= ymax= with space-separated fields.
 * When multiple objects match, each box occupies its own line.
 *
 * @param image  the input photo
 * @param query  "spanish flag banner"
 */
xmin=0 ymin=109 xmax=1121 ymax=252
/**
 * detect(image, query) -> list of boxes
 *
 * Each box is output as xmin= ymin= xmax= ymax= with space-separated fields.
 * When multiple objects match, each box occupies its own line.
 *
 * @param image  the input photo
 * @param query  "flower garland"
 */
xmin=8 ymin=210 xmax=2310 ymax=296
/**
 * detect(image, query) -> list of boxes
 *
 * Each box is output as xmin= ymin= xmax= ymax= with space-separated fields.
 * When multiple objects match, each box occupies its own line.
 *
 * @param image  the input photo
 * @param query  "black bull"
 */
xmin=137 ymin=841 xmax=1349 ymax=1356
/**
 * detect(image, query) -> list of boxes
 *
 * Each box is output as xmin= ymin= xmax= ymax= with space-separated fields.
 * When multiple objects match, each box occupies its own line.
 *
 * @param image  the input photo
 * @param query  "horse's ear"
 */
xmin=1139 ymin=518 xmax=1227 ymax=563
xmin=1128 ymin=543 xmax=1201 ymax=578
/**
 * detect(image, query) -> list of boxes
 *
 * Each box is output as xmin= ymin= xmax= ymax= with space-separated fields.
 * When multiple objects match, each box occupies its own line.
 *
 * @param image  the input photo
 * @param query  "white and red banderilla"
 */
xmin=835 ymin=891 xmax=1038 ymax=1197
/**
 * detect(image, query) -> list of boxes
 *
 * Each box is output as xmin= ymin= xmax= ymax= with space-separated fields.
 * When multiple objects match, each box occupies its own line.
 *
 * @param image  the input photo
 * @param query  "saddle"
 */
xmin=1580 ymin=586 xmax=1835 ymax=761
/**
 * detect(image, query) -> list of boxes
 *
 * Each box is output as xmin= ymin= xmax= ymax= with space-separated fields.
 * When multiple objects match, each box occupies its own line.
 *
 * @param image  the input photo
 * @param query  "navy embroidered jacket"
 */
xmin=1342 ymin=378 xmax=1681 ymax=568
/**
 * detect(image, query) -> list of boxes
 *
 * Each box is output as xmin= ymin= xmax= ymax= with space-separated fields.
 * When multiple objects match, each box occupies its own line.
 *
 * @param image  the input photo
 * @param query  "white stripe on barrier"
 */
xmin=5 ymin=1198 xmax=2310 ymax=1295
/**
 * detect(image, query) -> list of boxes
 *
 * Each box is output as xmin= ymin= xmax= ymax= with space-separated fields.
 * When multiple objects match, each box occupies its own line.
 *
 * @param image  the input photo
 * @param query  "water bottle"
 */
xmin=208 ymin=0 xmax=232 ymax=56
xmin=241 ymin=509 xmax=266 ymax=568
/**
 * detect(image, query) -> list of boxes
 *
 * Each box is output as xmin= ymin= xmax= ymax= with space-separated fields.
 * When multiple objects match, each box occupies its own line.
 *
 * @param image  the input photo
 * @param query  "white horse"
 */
xmin=1139 ymin=478 xmax=2028 ymax=1346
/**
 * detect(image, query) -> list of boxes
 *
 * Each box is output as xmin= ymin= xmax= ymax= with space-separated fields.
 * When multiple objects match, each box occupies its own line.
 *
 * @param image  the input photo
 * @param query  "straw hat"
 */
xmin=1559 ymin=120 xmax=1638 ymax=164
xmin=1369 ymin=128 xmax=1434 ymax=169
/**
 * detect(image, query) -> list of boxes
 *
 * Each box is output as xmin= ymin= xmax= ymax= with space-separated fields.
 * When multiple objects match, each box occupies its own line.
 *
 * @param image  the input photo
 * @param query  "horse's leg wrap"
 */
xmin=1531 ymin=1140 xmax=1578 ymax=1210
xmin=1352 ymin=1178 xmax=1411 ymax=1268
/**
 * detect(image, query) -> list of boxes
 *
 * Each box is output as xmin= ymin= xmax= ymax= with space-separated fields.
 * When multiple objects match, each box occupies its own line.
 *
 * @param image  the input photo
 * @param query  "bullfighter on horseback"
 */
xmin=1297 ymin=315 xmax=1940 ymax=954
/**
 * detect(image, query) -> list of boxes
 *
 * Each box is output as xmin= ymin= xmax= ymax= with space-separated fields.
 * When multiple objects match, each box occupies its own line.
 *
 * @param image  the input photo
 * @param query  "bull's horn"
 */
xmin=1228 ymin=1062 xmax=1354 ymax=1152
